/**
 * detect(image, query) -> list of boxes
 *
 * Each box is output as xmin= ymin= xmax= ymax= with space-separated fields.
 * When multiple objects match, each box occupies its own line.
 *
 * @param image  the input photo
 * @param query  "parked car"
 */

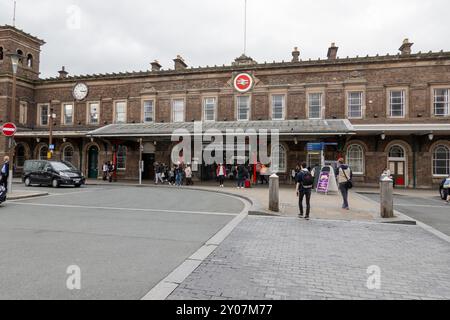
xmin=22 ymin=160 xmax=85 ymax=188
xmin=439 ymin=178 xmax=448 ymax=200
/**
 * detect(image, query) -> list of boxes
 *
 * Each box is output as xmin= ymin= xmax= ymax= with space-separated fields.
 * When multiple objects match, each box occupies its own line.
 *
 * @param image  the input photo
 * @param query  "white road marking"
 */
xmin=395 ymin=204 xmax=448 ymax=208
xmin=10 ymin=202 xmax=238 ymax=217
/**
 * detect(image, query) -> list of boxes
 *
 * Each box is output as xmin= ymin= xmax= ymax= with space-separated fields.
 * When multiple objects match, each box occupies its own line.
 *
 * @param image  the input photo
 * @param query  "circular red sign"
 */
xmin=234 ymin=73 xmax=253 ymax=93
xmin=2 ymin=123 xmax=17 ymax=137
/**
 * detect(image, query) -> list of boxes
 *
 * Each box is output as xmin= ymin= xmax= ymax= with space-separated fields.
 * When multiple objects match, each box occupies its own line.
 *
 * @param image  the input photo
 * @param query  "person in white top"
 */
xmin=216 ymin=164 xmax=226 ymax=187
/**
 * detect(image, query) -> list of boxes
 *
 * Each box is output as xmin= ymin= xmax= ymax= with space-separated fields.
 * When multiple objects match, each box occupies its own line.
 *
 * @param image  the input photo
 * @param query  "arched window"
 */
xmin=433 ymin=145 xmax=450 ymax=176
xmin=17 ymin=49 xmax=23 ymax=64
xmin=389 ymin=145 xmax=405 ymax=159
xmin=0 ymin=47 xmax=4 ymax=60
xmin=347 ymin=144 xmax=364 ymax=174
xmin=39 ymin=145 xmax=48 ymax=160
xmin=16 ymin=144 xmax=26 ymax=168
xmin=27 ymin=54 xmax=33 ymax=68
xmin=62 ymin=145 xmax=74 ymax=164
xmin=271 ymin=144 xmax=287 ymax=173
xmin=117 ymin=145 xmax=127 ymax=170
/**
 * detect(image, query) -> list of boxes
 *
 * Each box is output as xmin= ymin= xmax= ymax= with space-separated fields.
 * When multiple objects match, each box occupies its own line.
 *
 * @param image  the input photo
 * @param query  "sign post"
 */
xmin=2 ymin=122 xmax=17 ymax=194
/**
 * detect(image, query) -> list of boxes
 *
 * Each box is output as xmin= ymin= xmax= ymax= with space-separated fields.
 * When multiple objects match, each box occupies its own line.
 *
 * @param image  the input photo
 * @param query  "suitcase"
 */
xmin=245 ymin=180 xmax=251 ymax=188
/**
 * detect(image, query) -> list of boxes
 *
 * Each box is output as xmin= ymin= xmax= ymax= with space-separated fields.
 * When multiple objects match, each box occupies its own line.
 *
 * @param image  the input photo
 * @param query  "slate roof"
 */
xmin=87 ymin=120 xmax=355 ymax=137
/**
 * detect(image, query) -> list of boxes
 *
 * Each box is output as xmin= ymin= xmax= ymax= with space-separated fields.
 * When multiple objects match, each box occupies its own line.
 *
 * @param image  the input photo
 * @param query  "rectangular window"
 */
xmin=19 ymin=102 xmax=27 ymax=125
xmin=237 ymin=96 xmax=250 ymax=121
xmin=39 ymin=104 xmax=49 ymax=126
xmin=88 ymin=102 xmax=100 ymax=124
xmin=114 ymin=101 xmax=127 ymax=124
xmin=389 ymin=90 xmax=405 ymax=117
xmin=63 ymin=103 xmax=74 ymax=125
xmin=143 ymin=100 xmax=154 ymax=123
xmin=348 ymin=92 xmax=363 ymax=118
xmin=172 ymin=99 xmax=185 ymax=123
xmin=203 ymin=97 xmax=216 ymax=121
xmin=272 ymin=95 xmax=285 ymax=120
xmin=308 ymin=93 xmax=322 ymax=119
xmin=434 ymin=89 xmax=449 ymax=116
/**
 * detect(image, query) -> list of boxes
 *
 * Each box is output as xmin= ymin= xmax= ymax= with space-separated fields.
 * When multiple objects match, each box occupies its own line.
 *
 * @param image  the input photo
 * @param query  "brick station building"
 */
xmin=1 ymin=25 xmax=450 ymax=188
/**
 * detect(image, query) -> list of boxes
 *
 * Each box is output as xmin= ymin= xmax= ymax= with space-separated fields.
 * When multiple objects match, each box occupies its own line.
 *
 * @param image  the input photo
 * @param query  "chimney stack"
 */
xmin=174 ymin=55 xmax=188 ymax=70
xmin=399 ymin=38 xmax=414 ymax=55
xmin=58 ymin=66 xmax=68 ymax=79
xmin=151 ymin=60 xmax=162 ymax=72
xmin=292 ymin=47 xmax=300 ymax=62
xmin=327 ymin=43 xmax=338 ymax=60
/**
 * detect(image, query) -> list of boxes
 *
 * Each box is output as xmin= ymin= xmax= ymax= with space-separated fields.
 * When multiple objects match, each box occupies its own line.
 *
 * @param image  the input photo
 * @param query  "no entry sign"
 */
xmin=2 ymin=123 xmax=17 ymax=137
xmin=233 ymin=73 xmax=253 ymax=93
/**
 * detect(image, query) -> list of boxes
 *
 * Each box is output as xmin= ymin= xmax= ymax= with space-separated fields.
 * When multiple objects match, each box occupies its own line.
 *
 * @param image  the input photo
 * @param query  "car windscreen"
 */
xmin=50 ymin=162 xmax=73 ymax=171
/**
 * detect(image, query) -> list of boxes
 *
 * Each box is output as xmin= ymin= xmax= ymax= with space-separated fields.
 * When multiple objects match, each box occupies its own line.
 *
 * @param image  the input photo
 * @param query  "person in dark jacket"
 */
xmin=1 ymin=156 xmax=10 ymax=193
xmin=335 ymin=158 xmax=353 ymax=210
xmin=296 ymin=162 xmax=313 ymax=220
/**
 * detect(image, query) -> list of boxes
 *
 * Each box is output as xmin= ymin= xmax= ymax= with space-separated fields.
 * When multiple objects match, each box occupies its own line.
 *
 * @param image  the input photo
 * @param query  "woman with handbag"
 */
xmin=336 ymin=158 xmax=352 ymax=210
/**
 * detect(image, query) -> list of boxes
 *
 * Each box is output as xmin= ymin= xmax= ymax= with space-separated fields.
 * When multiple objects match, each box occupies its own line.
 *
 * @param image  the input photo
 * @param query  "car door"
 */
xmin=41 ymin=163 xmax=53 ymax=185
xmin=31 ymin=161 xmax=45 ymax=184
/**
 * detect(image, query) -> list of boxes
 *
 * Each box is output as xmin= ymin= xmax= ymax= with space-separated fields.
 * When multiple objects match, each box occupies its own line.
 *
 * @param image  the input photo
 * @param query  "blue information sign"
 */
xmin=49 ymin=144 xmax=55 ymax=151
xmin=307 ymin=143 xmax=324 ymax=151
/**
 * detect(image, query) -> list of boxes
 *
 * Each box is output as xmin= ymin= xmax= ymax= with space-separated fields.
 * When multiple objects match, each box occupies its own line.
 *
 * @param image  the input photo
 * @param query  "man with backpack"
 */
xmin=296 ymin=162 xmax=314 ymax=220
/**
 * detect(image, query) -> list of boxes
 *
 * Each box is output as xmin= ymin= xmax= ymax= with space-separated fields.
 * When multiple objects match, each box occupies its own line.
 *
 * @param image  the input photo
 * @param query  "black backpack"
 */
xmin=302 ymin=171 xmax=314 ymax=188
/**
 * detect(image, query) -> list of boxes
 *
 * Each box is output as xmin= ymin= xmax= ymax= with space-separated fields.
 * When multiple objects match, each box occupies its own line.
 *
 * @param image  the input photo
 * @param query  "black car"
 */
xmin=22 ymin=160 xmax=85 ymax=188
xmin=439 ymin=178 xmax=449 ymax=200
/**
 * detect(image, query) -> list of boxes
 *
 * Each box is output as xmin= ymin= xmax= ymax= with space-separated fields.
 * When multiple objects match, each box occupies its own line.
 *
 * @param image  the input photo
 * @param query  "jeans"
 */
xmin=175 ymin=174 xmax=182 ymax=186
xmin=218 ymin=175 xmax=225 ymax=186
xmin=237 ymin=178 xmax=244 ymax=188
xmin=339 ymin=183 xmax=349 ymax=209
xmin=155 ymin=173 xmax=164 ymax=184
xmin=299 ymin=189 xmax=311 ymax=217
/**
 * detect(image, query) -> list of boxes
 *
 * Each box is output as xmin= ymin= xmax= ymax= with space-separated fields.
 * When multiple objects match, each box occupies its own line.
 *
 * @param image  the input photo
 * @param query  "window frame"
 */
xmin=346 ymin=144 xmax=365 ymax=175
xmin=346 ymin=90 xmax=365 ymax=119
xmin=37 ymin=103 xmax=50 ymax=127
xmin=19 ymin=101 xmax=28 ymax=125
xmin=142 ymin=98 xmax=156 ymax=123
xmin=203 ymin=97 xmax=217 ymax=122
xmin=307 ymin=92 xmax=324 ymax=120
xmin=116 ymin=145 xmax=127 ymax=171
xmin=432 ymin=145 xmax=450 ymax=177
xmin=86 ymin=101 xmax=101 ymax=125
xmin=62 ymin=144 xmax=75 ymax=165
xmin=387 ymin=88 xmax=408 ymax=119
xmin=171 ymin=98 xmax=185 ymax=123
xmin=39 ymin=145 xmax=48 ymax=160
xmin=113 ymin=100 xmax=128 ymax=124
xmin=61 ymin=102 xmax=74 ymax=125
xmin=236 ymin=95 xmax=251 ymax=121
xmin=432 ymin=87 xmax=450 ymax=117
xmin=271 ymin=94 xmax=286 ymax=121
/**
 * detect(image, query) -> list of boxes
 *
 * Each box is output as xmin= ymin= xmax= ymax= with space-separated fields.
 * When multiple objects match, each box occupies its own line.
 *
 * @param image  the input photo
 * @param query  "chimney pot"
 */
xmin=327 ymin=43 xmax=339 ymax=60
xmin=292 ymin=47 xmax=300 ymax=62
xmin=174 ymin=55 xmax=188 ymax=70
xmin=399 ymin=38 xmax=414 ymax=55
xmin=151 ymin=60 xmax=162 ymax=72
xmin=58 ymin=66 xmax=68 ymax=79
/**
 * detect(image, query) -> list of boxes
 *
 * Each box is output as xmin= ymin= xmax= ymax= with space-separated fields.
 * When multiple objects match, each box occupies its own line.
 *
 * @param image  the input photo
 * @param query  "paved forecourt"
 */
xmin=0 ymin=185 xmax=245 ymax=300
xmin=169 ymin=216 xmax=450 ymax=300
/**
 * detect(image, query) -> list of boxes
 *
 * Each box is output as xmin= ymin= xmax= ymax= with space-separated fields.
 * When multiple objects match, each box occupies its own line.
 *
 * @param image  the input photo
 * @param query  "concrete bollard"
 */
xmin=380 ymin=177 xmax=394 ymax=218
xmin=269 ymin=173 xmax=279 ymax=212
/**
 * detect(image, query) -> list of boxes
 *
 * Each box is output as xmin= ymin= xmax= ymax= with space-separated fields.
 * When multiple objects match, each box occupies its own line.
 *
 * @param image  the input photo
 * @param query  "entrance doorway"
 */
xmin=88 ymin=146 xmax=99 ymax=179
xmin=388 ymin=145 xmax=407 ymax=187
xmin=142 ymin=153 xmax=155 ymax=180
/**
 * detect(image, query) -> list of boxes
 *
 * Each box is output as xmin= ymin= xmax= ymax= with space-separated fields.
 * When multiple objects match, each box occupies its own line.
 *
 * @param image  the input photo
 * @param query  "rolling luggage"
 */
xmin=245 ymin=180 xmax=251 ymax=188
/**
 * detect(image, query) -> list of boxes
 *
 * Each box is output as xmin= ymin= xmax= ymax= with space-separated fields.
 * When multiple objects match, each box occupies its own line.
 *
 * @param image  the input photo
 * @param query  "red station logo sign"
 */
xmin=233 ymin=73 xmax=254 ymax=93
xmin=2 ymin=123 xmax=17 ymax=137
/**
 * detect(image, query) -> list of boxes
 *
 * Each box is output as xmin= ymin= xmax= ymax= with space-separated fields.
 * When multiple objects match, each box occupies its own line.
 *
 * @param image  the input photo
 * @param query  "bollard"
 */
xmin=269 ymin=173 xmax=279 ymax=212
xmin=380 ymin=177 xmax=394 ymax=218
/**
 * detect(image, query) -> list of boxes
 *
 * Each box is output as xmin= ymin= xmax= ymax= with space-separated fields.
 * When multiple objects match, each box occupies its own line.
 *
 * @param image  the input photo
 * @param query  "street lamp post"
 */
xmin=6 ymin=52 xmax=22 ymax=194
xmin=48 ymin=106 xmax=56 ymax=160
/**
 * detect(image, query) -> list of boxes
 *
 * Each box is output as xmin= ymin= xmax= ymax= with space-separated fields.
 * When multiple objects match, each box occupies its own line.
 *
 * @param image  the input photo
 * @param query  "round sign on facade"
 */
xmin=233 ymin=73 xmax=254 ymax=93
xmin=2 ymin=123 xmax=17 ymax=137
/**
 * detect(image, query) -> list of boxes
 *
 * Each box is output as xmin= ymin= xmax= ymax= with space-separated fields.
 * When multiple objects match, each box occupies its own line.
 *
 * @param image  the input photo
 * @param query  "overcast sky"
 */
xmin=1 ymin=0 xmax=449 ymax=78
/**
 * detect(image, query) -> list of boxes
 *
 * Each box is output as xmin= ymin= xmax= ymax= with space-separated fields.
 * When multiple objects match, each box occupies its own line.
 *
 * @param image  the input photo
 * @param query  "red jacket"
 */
xmin=216 ymin=165 xmax=227 ymax=176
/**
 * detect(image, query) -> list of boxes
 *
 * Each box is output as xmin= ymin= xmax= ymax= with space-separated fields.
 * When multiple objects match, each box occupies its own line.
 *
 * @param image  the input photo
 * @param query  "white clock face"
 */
xmin=73 ymin=83 xmax=89 ymax=100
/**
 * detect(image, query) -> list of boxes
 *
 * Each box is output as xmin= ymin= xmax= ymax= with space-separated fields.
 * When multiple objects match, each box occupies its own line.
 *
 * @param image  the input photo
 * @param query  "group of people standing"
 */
xmin=102 ymin=161 xmax=115 ymax=183
xmin=295 ymin=158 xmax=353 ymax=220
xmin=154 ymin=162 xmax=193 ymax=187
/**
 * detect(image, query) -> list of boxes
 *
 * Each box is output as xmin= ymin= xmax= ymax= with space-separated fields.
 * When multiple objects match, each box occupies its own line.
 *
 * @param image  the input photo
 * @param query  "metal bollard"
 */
xmin=380 ymin=177 xmax=394 ymax=218
xmin=269 ymin=173 xmax=279 ymax=212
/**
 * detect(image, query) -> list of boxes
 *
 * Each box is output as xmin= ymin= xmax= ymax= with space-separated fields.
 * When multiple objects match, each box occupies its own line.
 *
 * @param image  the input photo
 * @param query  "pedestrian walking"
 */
xmin=175 ymin=165 xmax=183 ymax=187
xmin=102 ymin=162 xmax=109 ymax=181
xmin=185 ymin=165 xmax=193 ymax=186
xmin=336 ymin=158 xmax=353 ymax=210
xmin=216 ymin=163 xmax=226 ymax=187
xmin=236 ymin=164 xmax=246 ymax=189
xmin=107 ymin=161 xmax=114 ymax=183
xmin=154 ymin=162 xmax=164 ymax=184
xmin=443 ymin=174 xmax=450 ymax=204
xmin=1 ymin=156 xmax=10 ymax=193
xmin=296 ymin=162 xmax=314 ymax=220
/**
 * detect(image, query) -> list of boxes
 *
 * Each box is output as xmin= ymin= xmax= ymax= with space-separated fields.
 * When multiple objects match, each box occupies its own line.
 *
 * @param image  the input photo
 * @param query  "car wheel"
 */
xmin=75 ymin=184 xmax=81 ymax=188
xmin=52 ymin=179 xmax=60 ymax=188
xmin=24 ymin=177 xmax=32 ymax=187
